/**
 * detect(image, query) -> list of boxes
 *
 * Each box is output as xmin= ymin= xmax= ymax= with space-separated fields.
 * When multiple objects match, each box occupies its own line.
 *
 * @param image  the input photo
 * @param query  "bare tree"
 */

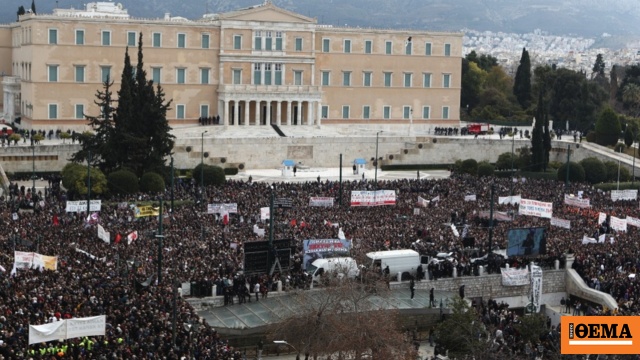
xmin=268 ymin=276 xmax=416 ymax=360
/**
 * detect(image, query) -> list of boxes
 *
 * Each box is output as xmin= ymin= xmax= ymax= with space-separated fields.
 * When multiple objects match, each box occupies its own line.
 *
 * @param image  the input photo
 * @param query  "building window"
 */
xmin=322 ymin=38 xmax=330 ymax=52
xmin=383 ymin=106 xmax=391 ymax=119
xmin=75 ymin=65 xmax=85 ymax=83
xmin=422 ymin=106 xmax=430 ymax=119
xmin=405 ymin=40 xmax=412 ymax=55
xmin=275 ymin=32 xmax=282 ymax=50
xmin=177 ymin=33 xmax=186 ymax=48
xmin=47 ymin=65 xmax=58 ymax=82
xmin=265 ymin=31 xmax=272 ymax=50
xmin=100 ymin=66 xmax=111 ymax=83
xmin=442 ymin=106 xmax=449 ymax=119
xmin=49 ymin=29 xmax=57 ymax=44
xmin=385 ymin=41 xmax=392 ymax=55
xmin=255 ymin=31 xmax=262 ymax=50
xmin=264 ymin=63 xmax=272 ymax=85
xmin=200 ymin=68 xmax=210 ymax=84
xmin=176 ymin=104 xmax=185 ymax=119
xmin=233 ymin=35 xmax=242 ymax=50
xmin=275 ymin=64 xmax=282 ymax=85
xmin=75 ymin=104 xmax=84 ymax=119
xmin=343 ymin=71 xmax=351 ymax=86
xmin=321 ymin=106 xmax=329 ymax=118
xmin=48 ymin=104 xmax=58 ymax=119
xmin=295 ymin=37 xmax=302 ymax=51
xmin=365 ymin=40 xmax=372 ymax=54
xmin=404 ymin=73 xmax=412 ymax=87
xmin=201 ymin=33 xmax=210 ymax=49
xmin=321 ymin=71 xmax=330 ymax=86
xmin=444 ymin=43 xmax=451 ymax=56
xmin=75 ymin=29 xmax=85 ymax=45
xmin=363 ymin=105 xmax=370 ymax=119
xmin=152 ymin=67 xmax=161 ymax=84
xmin=233 ymin=69 xmax=242 ymax=84
xmin=425 ymin=42 xmax=432 ymax=56
xmin=127 ymin=31 xmax=137 ymax=46
xmin=294 ymin=70 xmax=302 ymax=85
xmin=254 ymin=63 xmax=262 ymax=85
xmin=200 ymin=104 xmax=209 ymax=118
xmin=152 ymin=32 xmax=161 ymax=47
xmin=102 ymin=31 xmax=111 ymax=46
xmin=384 ymin=72 xmax=392 ymax=87
xmin=363 ymin=72 xmax=372 ymax=87
xmin=176 ymin=68 xmax=186 ymax=84
xmin=344 ymin=39 xmax=351 ymax=53
xmin=403 ymin=106 xmax=412 ymax=119
xmin=443 ymin=74 xmax=451 ymax=88
xmin=423 ymin=73 xmax=432 ymax=88
xmin=342 ymin=106 xmax=350 ymax=119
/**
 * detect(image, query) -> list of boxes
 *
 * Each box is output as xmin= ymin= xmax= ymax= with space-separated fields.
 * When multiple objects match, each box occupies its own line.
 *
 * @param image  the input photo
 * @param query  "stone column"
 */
xmin=254 ymin=100 xmax=260 ymax=126
xmin=223 ymin=100 xmax=229 ymax=126
xmin=276 ymin=101 xmax=282 ymax=126
xmin=307 ymin=101 xmax=313 ymax=126
xmin=286 ymin=101 xmax=292 ymax=126
xmin=265 ymin=101 xmax=271 ymax=125
xmin=233 ymin=101 xmax=239 ymax=126
xmin=244 ymin=100 xmax=250 ymax=126
xmin=316 ymin=101 xmax=322 ymax=127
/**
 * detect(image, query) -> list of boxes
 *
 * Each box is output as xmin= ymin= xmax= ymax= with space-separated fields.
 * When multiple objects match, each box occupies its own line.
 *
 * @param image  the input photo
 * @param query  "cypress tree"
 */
xmin=514 ymin=48 xmax=532 ymax=109
xmin=31 ymin=0 xmax=36 ymax=14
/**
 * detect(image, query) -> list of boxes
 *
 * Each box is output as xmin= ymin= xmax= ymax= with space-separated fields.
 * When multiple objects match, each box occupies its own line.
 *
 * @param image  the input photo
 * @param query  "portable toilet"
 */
xmin=353 ymin=158 xmax=367 ymax=175
xmin=282 ymin=159 xmax=295 ymax=177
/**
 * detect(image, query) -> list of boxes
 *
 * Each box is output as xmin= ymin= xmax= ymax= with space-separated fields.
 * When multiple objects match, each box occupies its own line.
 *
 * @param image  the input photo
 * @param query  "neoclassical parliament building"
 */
xmin=0 ymin=1 xmax=462 ymax=131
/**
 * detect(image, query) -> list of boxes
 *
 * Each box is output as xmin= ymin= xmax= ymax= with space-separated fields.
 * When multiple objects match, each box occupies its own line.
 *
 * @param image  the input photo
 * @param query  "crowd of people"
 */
xmin=1 ymin=169 xmax=639 ymax=359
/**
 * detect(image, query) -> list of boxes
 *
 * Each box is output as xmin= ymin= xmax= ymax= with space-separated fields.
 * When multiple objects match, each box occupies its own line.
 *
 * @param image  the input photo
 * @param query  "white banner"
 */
xmin=65 ymin=200 xmax=102 ymax=213
xmin=207 ymin=203 xmax=238 ymax=214
xmin=564 ymin=194 xmax=591 ymax=208
xmin=627 ymin=216 xmax=640 ymax=228
xmin=14 ymin=251 xmax=57 ymax=271
xmin=309 ymin=197 xmax=334 ymax=207
xmin=501 ymin=268 xmax=529 ymax=286
xmin=253 ymin=224 xmax=265 ymax=237
xmin=598 ymin=212 xmax=607 ymax=225
xmin=350 ymin=190 xmax=396 ymax=206
xmin=28 ymin=316 xmax=106 ymax=345
xmin=530 ymin=265 xmax=543 ymax=313
xmin=28 ymin=320 xmax=67 ymax=345
xmin=451 ymin=224 xmax=459 ymax=237
xmin=582 ymin=235 xmax=597 ymax=245
xmin=550 ymin=217 xmax=571 ymax=230
xmin=464 ymin=194 xmax=476 ymax=201
xmin=431 ymin=195 xmax=440 ymax=202
xmin=499 ymin=195 xmax=521 ymax=205
xmin=260 ymin=207 xmax=270 ymax=220
xmin=611 ymin=189 xmax=638 ymax=201
xmin=74 ymin=248 xmax=106 ymax=262
xmin=417 ymin=196 xmax=429 ymax=207
xmin=519 ymin=199 xmax=553 ymax=218
xmin=611 ymin=216 xmax=628 ymax=232
xmin=66 ymin=315 xmax=106 ymax=340
xmin=97 ymin=225 xmax=110 ymax=244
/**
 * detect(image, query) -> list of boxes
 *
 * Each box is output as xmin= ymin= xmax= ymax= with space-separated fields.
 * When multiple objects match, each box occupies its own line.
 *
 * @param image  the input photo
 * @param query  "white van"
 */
xmin=308 ymin=257 xmax=359 ymax=287
xmin=366 ymin=249 xmax=421 ymax=281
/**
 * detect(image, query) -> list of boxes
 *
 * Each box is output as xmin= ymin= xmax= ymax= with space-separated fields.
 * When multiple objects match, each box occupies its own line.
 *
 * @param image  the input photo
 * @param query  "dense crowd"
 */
xmin=1 ymin=170 xmax=639 ymax=359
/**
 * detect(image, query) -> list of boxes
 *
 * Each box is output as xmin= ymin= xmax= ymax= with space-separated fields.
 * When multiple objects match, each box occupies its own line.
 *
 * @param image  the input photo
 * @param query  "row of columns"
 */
xmin=221 ymin=99 xmax=322 ymax=127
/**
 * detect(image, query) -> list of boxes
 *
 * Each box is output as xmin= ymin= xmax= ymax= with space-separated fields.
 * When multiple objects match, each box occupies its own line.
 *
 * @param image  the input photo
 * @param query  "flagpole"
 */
xmin=156 ymin=197 xmax=164 ymax=285
xmin=268 ymin=188 xmax=274 ymax=273
xmin=87 ymin=150 xmax=91 ymax=215
xmin=339 ymin=153 xmax=343 ymax=207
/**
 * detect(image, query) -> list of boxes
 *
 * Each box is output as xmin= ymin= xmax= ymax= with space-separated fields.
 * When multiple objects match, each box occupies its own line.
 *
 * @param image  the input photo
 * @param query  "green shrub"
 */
xmin=61 ymin=163 xmax=107 ymax=196
xmin=556 ymin=161 xmax=585 ymax=183
xmin=594 ymin=182 xmax=640 ymax=191
xmin=614 ymin=143 xmax=626 ymax=153
xmin=460 ymin=159 xmax=478 ymax=175
xmin=548 ymin=161 xmax=563 ymax=170
xmin=108 ymin=169 xmax=139 ymax=195
xmin=603 ymin=161 xmax=631 ymax=183
xmin=579 ymin=157 xmax=607 ymax=184
xmin=193 ymin=164 xmax=226 ymax=186
xmin=140 ymin=172 xmax=165 ymax=193
xmin=224 ymin=168 xmax=239 ymax=176
xmin=477 ymin=162 xmax=495 ymax=177
xmin=586 ymin=131 xmax=596 ymax=143
xmin=495 ymin=152 xmax=519 ymax=171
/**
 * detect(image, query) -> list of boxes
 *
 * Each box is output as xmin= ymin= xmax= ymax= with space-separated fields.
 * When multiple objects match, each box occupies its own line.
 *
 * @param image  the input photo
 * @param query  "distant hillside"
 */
xmin=4 ymin=0 xmax=640 ymax=39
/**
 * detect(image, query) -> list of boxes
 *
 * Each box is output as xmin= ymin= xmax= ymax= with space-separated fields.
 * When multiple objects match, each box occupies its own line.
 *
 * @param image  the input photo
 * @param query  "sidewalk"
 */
xmin=257 ymin=340 xmax=436 ymax=359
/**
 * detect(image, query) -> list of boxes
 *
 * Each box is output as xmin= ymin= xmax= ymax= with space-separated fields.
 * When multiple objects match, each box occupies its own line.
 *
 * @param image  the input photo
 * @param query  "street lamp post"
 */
xmin=509 ymin=131 xmax=515 ymax=196
xmin=374 ymin=131 xmax=383 ymax=187
xmin=31 ymin=144 xmax=36 ymax=196
xmin=200 ymin=130 xmax=208 ymax=200
xmin=87 ymin=150 xmax=91 ymax=213
xmin=617 ymin=146 xmax=622 ymax=191
xmin=156 ymin=197 xmax=164 ymax=284
xmin=170 ymin=155 xmax=175 ymax=212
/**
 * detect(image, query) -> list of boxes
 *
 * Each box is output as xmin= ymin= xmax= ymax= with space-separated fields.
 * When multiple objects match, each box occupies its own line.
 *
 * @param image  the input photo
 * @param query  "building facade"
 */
xmin=0 ymin=1 xmax=462 ymax=131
